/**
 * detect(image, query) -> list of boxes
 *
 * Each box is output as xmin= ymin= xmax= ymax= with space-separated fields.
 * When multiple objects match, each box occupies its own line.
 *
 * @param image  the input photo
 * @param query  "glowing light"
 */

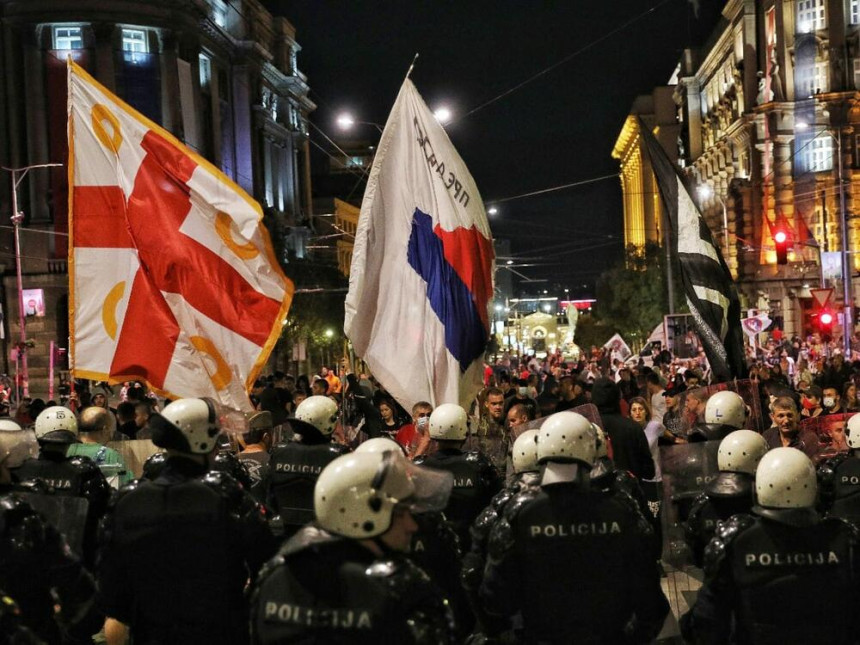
xmin=336 ymin=113 xmax=355 ymax=129
xmin=820 ymin=312 xmax=834 ymax=325
xmin=434 ymin=106 xmax=452 ymax=124
xmin=774 ymin=231 xmax=787 ymax=244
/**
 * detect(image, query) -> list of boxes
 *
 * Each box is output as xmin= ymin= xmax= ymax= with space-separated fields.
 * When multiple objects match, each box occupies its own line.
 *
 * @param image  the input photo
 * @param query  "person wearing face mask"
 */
xmin=800 ymin=385 xmax=825 ymax=419
xmin=97 ymin=398 xmax=277 ymax=645
xmin=821 ymin=386 xmax=844 ymax=415
xmin=503 ymin=379 xmax=539 ymax=419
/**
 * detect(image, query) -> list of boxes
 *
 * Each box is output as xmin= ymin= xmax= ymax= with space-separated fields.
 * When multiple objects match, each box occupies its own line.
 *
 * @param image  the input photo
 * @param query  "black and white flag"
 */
xmin=638 ymin=119 xmax=746 ymax=380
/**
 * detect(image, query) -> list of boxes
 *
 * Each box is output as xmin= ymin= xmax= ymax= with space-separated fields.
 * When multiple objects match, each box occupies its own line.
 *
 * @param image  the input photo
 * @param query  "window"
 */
xmin=796 ymin=0 xmax=826 ymax=32
xmin=211 ymin=0 xmax=228 ymax=27
xmin=802 ymin=136 xmax=833 ymax=173
xmin=199 ymin=53 xmax=212 ymax=91
xmin=53 ymin=26 xmax=83 ymax=50
xmin=795 ymin=61 xmax=828 ymax=98
xmin=854 ymin=59 xmax=860 ymax=90
xmin=122 ymin=29 xmax=147 ymax=53
xmin=852 ymin=0 xmax=860 ymax=25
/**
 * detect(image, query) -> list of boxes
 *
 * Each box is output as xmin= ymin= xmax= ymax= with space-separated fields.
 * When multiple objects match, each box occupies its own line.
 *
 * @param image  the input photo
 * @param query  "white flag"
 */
xmin=344 ymin=79 xmax=495 ymax=411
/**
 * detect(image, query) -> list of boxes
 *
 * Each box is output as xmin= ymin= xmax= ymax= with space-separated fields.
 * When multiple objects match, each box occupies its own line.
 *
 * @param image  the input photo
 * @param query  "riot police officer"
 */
xmin=414 ymin=403 xmax=502 ymax=550
xmin=462 ymin=428 xmax=541 ymax=638
xmin=682 ymin=447 xmax=860 ymax=643
xmin=356 ymin=437 xmax=471 ymax=638
xmin=250 ymin=449 xmax=457 ymax=644
xmin=818 ymin=413 xmax=860 ymax=524
xmin=97 ymin=397 xmax=276 ymax=645
xmin=685 ymin=429 xmax=769 ymax=566
xmin=480 ymin=410 xmax=669 ymax=643
xmin=0 ymin=416 xmax=101 ymax=643
xmin=13 ymin=406 xmax=110 ymax=566
xmin=267 ymin=395 xmax=349 ymax=538
xmin=688 ymin=390 xmax=747 ymax=442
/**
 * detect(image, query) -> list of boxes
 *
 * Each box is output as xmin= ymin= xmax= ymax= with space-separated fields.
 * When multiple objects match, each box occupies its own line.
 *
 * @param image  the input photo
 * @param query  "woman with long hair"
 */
xmin=629 ymin=396 xmax=664 ymax=522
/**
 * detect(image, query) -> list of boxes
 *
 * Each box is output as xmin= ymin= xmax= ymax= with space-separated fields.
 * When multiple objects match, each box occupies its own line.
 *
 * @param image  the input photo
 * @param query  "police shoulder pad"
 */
xmin=818 ymin=454 xmax=849 ymax=483
xmin=703 ymin=513 xmax=756 ymax=578
xmin=201 ymin=470 xmax=244 ymax=498
xmin=68 ymin=455 xmax=99 ymax=472
xmin=365 ymin=559 xmax=399 ymax=578
xmin=330 ymin=443 xmax=350 ymax=456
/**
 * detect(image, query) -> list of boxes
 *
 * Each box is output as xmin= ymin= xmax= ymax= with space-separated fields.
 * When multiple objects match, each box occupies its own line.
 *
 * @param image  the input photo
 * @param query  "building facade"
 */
xmin=616 ymin=0 xmax=860 ymax=338
xmin=0 ymin=0 xmax=314 ymax=393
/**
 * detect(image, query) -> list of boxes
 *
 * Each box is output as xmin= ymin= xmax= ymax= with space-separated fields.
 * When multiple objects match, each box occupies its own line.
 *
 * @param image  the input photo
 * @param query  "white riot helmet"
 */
xmin=705 ymin=391 xmax=747 ymax=429
xmin=511 ymin=430 xmax=540 ymax=474
xmin=537 ymin=411 xmax=596 ymax=466
xmin=0 ymin=419 xmax=37 ymax=468
xmin=593 ymin=423 xmax=609 ymax=459
xmin=294 ymin=395 xmax=339 ymax=437
xmin=429 ymin=404 xmax=468 ymax=441
xmin=717 ymin=430 xmax=769 ymax=474
xmin=148 ymin=398 xmax=220 ymax=455
xmin=355 ymin=437 xmax=404 ymax=455
xmin=755 ymin=447 xmax=817 ymax=509
xmin=847 ymin=414 xmax=860 ymax=449
xmin=314 ymin=451 xmax=453 ymax=539
xmin=34 ymin=406 xmax=78 ymax=443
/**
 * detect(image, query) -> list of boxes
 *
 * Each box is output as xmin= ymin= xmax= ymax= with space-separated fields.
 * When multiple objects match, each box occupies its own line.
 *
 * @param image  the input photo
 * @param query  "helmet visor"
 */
xmin=401 ymin=461 xmax=454 ymax=514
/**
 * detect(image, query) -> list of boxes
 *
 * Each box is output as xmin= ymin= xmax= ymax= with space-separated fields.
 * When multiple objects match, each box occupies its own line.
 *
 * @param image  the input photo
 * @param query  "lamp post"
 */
xmin=335 ymin=113 xmax=383 ymax=134
xmin=3 ymin=163 xmax=62 ymax=402
xmin=797 ymin=122 xmax=852 ymax=355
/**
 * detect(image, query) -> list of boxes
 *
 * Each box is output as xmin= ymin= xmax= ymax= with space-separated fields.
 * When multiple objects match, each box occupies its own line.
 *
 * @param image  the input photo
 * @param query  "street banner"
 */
xmin=603 ymin=333 xmax=631 ymax=361
xmin=741 ymin=313 xmax=772 ymax=338
xmin=638 ymin=118 xmax=746 ymax=381
xmin=67 ymin=61 xmax=292 ymax=413
xmin=345 ymin=79 xmax=494 ymax=411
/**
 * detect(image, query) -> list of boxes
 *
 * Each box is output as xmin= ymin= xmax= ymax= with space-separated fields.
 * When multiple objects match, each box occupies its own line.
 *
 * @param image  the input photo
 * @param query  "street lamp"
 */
xmin=335 ymin=112 xmax=383 ymax=134
xmin=696 ymin=183 xmax=730 ymax=261
xmin=797 ymin=120 xmax=852 ymax=355
xmin=433 ymin=106 xmax=452 ymax=124
xmin=3 ymin=163 xmax=62 ymax=402
xmin=488 ymin=206 xmax=498 ymax=215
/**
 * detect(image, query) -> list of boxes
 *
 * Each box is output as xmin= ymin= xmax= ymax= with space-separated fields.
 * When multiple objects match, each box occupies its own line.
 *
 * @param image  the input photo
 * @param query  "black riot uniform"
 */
xmin=0 ymin=590 xmax=43 ymax=645
xmin=414 ymin=448 xmax=502 ymax=550
xmin=13 ymin=451 xmax=111 ymax=567
xmin=250 ymin=525 xmax=455 ymax=644
xmin=590 ymin=454 xmax=659 ymax=558
xmin=267 ymin=433 xmax=349 ymax=537
xmin=818 ymin=452 xmax=860 ymax=524
xmin=681 ymin=510 xmax=860 ymax=644
xmin=212 ymin=450 xmax=254 ymax=490
xmin=97 ymin=456 xmax=277 ymax=645
xmin=685 ymin=471 xmax=756 ymax=567
xmin=462 ymin=470 xmax=540 ymax=636
xmin=0 ymin=493 xmax=101 ymax=644
xmin=480 ymin=483 xmax=669 ymax=643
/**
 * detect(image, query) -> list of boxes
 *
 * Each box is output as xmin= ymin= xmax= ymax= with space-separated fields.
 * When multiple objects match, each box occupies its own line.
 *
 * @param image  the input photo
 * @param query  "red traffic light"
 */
xmin=774 ymin=230 xmax=787 ymax=244
xmin=820 ymin=311 xmax=834 ymax=326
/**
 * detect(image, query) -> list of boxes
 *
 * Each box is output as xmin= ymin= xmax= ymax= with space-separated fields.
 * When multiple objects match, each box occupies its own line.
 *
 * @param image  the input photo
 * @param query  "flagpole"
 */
xmin=404 ymin=53 xmax=419 ymax=81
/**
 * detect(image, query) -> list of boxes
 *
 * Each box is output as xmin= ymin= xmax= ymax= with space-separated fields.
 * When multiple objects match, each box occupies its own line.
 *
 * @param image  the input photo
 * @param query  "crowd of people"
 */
xmin=5 ymin=333 xmax=860 ymax=642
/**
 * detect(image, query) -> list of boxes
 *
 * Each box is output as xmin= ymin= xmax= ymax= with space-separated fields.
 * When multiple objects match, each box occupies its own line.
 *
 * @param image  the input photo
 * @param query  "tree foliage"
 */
xmin=588 ymin=242 xmax=686 ymax=350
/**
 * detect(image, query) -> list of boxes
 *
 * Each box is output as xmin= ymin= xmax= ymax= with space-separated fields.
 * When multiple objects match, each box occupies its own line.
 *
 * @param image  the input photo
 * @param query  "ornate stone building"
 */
xmin=616 ymin=0 xmax=860 ymax=337
xmin=0 ymin=0 xmax=314 ymax=393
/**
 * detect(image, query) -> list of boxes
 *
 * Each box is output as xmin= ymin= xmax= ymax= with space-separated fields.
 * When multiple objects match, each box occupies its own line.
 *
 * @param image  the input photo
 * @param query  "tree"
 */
xmin=590 ymin=242 xmax=685 ymax=350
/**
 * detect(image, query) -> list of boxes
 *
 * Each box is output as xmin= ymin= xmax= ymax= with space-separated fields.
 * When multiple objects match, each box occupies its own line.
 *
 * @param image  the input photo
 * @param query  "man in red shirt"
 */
xmin=395 ymin=401 xmax=433 ymax=459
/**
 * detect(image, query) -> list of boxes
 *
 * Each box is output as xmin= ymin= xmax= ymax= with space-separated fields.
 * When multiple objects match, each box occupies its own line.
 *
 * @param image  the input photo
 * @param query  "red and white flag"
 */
xmin=67 ymin=61 xmax=292 ymax=412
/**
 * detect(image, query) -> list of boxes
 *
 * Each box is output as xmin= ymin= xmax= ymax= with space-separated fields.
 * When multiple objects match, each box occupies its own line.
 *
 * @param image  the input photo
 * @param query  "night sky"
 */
xmin=266 ymin=0 xmax=724 ymax=297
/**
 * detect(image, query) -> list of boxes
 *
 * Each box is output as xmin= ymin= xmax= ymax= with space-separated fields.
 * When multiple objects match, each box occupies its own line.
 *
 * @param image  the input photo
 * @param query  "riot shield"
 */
xmin=674 ymin=379 xmax=764 ymax=434
xmin=107 ymin=439 xmax=162 ymax=479
xmin=800 ymin=413 xmax=855 ymax=463
xmin=19 ymin=493 xmax=88 ymax=559
xmin=659 ymin=441 xmax=721 ymax=568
